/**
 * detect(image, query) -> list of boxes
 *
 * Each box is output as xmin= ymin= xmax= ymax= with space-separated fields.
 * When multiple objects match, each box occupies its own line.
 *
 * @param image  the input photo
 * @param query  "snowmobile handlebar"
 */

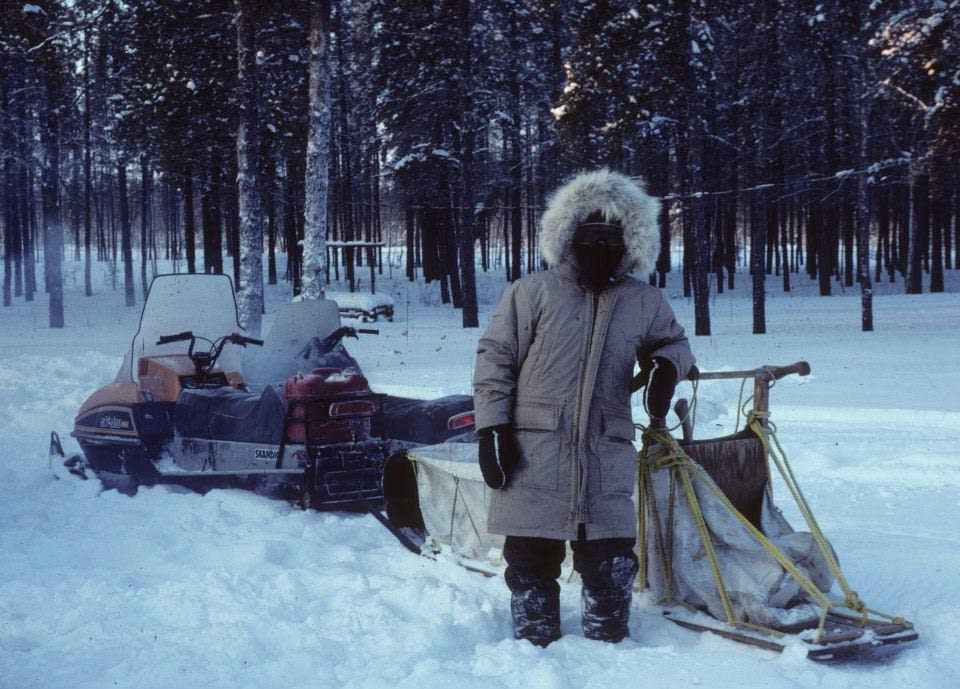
xmin=156 ymin=331 xmax=194 ymax=345
xmin=228 ymin=333 xmax=263 ymax=347
xmin=156 ymin=331 xmax=263 ymax=348
xmin=690 ymin=361 xmax=811 ymax=382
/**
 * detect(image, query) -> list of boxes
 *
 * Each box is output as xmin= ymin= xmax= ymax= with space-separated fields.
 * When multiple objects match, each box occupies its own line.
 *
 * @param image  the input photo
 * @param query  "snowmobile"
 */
xmin=52 ymin=273 xmax=475 ymax=509
xmin=381 ymin=361 xmax=919 ymax=661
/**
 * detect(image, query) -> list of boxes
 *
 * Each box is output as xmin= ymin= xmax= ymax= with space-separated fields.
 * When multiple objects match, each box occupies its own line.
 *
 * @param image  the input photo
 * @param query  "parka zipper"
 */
xmin=571 ymin=288 xmax=601 ymax=524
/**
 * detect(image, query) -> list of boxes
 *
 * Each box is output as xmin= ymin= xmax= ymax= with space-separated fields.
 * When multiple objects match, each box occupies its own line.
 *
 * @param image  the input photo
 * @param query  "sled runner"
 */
xmin=660 ymin=604 xmax=917 ymax=661
xmin=382 ymin=361 xmax=918 ymax=661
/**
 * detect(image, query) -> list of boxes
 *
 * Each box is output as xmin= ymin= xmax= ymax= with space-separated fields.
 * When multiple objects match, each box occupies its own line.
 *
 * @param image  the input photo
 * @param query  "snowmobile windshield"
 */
xmin=242 ymin=299 xmax=346 ymax=389
xmin=130 ymin=274 xmax=244 ymax=382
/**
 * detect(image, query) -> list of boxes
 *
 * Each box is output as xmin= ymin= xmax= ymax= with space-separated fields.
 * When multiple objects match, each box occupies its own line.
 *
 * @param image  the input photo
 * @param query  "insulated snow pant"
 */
xmin=503 ymin=525 xmax=639 ymax=645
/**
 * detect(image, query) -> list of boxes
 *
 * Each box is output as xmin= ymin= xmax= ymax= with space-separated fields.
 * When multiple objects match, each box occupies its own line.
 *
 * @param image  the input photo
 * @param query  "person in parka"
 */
xmin=472 ymin=168 xmax=696 ymax=646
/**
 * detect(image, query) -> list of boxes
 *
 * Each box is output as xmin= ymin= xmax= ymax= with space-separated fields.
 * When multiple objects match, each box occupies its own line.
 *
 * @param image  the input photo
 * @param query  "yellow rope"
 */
xmin=638 ymin=440 xmax=674 ymax=602
xmin=638 ymin=425 xmax=909 ymax=642
xmin=733 ymin=377 xmax=749 ymax=433
xmin=638 ymin=452 xmax=648 ymax=589
xmin=643 ymin=428 xmax=832 ymax=636
xmin=745 ymin=415 xmax=904 ymax=625
xmin=676 ymin=462 xmax=737 ymax=625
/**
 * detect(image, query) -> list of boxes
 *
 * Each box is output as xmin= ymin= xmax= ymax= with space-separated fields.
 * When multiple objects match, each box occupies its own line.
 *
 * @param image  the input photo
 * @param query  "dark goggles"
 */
xmin=573 ymin=222 xmax=626 ymax=250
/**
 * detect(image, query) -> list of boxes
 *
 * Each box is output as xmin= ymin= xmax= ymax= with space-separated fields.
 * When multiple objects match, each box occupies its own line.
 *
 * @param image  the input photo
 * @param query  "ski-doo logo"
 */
xmin=255 ymin=448 xmax=279 ymax=461
xmin=98 ymin=415 xmax=130 ymax=430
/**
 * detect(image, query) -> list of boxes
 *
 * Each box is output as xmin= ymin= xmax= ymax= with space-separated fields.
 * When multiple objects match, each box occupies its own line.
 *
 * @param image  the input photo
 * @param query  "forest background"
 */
xmin=1 ymin=0 xmax=958 ymax=334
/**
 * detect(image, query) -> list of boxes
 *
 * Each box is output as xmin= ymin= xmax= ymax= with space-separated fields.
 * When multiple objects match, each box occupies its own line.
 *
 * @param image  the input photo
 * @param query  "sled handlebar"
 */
xmin=690 ymin=361 xmax=811 ymax=382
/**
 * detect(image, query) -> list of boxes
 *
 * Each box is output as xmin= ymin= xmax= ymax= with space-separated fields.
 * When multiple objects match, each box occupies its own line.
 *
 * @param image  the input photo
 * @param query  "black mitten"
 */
xmin=644 ymin=357 xmax=678 ymax=426
xmin=478 ymin=424 xmax=517 ymax=490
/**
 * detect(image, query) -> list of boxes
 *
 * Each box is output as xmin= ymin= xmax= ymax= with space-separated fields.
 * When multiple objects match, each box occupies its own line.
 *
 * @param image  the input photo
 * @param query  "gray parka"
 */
xmin=472 ymin=169 xmax=695 ymax=540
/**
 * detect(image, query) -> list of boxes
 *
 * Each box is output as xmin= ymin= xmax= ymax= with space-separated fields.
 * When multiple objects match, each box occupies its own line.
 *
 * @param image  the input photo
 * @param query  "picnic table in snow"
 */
xmin=327 ymin=290 xmax=394 ymax=322
xmin=324 ymin=241 xmax=393 ymax=321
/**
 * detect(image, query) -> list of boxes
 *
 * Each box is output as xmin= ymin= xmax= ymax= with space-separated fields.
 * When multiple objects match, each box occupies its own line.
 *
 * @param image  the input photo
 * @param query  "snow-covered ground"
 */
xmin=2 ymin=257 xmax=959 ymax=689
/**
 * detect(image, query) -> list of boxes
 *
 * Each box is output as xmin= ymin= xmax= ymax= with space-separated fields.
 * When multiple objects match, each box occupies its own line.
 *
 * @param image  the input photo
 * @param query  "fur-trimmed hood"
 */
xmin=539 ymin=168 xmax=661 ymax=278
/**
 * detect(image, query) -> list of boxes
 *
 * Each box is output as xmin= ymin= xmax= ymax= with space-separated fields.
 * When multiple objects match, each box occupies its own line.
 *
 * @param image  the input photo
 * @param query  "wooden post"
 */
xmin=368 ymin=244 xmax=376 ymax=294
xmin=752 ymin=372 xmax=770 ymax=427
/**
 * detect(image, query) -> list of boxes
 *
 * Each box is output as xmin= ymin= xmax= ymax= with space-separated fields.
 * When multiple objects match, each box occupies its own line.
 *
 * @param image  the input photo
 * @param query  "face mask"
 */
xmin=572 ymin=225 xmax=626 ymax=289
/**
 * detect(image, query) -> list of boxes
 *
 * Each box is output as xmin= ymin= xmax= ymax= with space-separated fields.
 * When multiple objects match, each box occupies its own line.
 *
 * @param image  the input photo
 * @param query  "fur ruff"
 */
xmin=539 ymin=168 xmax=661 ymax=277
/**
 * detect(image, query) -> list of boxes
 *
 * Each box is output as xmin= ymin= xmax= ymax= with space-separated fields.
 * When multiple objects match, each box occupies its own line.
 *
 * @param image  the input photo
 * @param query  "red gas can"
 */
xmin=284 ymin=368 xmax=376 ymax=444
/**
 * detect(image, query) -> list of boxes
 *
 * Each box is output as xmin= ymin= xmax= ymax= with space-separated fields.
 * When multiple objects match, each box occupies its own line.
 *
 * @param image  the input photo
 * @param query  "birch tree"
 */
xmin=301 ymin=0 xmax=331 ymax=300
xmin=235 ymin=0 xmax=264 ymax=333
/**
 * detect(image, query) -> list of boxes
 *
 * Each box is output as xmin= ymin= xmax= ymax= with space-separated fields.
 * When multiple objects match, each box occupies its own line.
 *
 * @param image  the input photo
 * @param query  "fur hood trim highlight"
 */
xmin=539 ymin=168 xmax=661 ymax=277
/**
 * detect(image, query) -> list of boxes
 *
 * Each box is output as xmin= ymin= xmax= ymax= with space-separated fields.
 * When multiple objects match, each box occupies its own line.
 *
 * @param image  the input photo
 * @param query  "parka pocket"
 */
xmin=522 ymin=330 xmax=553 ymax=382
xmin=598 ymin=408 xmax=638 ymax=494
xmin=514 ymin=398 xmax=561 ymax=491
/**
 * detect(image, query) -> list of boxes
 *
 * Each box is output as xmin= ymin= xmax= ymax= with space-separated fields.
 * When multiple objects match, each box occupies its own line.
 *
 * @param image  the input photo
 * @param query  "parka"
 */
xmin=472 ymin=168 xmax=695 ymax=540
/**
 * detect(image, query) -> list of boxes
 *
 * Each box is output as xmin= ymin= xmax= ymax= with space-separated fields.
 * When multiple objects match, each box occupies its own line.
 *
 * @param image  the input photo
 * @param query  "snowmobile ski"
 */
xmin=49 ymin=431 xmax=88 ymax=480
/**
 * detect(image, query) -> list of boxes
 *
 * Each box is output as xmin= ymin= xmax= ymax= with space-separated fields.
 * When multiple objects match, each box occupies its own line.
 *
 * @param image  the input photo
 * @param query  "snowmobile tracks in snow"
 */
xmin=661 ymin=605 xmax=918 ymax=661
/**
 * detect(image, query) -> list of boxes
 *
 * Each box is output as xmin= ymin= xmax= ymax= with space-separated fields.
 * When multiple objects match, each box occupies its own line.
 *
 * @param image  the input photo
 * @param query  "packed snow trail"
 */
xmin=2 ymin=271 xmax=960 ymax=689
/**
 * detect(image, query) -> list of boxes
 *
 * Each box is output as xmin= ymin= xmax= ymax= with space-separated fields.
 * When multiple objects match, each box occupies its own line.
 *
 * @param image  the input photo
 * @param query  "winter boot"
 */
xmin=507 ymin=574 xmax=562 ymax=647
xmin=580 ymin=554 xmax=639 ymax=642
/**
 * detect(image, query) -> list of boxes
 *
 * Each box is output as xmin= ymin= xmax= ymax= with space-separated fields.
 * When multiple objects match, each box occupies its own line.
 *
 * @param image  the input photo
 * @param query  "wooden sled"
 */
xmin=644 ymin=362 xmax=918 ymax=661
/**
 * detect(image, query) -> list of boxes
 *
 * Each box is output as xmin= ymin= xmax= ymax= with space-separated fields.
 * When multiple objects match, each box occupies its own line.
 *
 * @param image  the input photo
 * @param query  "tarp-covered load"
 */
xmin=406 ymin=436 xmax=833 ymax=631
xmin=641 ymin=434 xmax=834 ymax=629
xmin=407 ymin=443 xmax=504 ymax=562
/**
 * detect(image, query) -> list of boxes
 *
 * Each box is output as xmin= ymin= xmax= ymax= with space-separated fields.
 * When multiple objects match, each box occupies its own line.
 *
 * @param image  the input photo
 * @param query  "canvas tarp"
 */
xmin=407 ymin=443 xmax=504 ymax=562
xmin=406 ymin=440 xmax=835 ymax=631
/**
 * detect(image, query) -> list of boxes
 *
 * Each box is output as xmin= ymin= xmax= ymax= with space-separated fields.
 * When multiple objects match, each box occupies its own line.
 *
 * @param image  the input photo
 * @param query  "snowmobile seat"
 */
xmin=175 ymin=385 xmax=287 ymax=444
xmin=678 ymin=430 xmax=769 ymax=530
xmin=379 ymin=394 xmax=475 ymax=444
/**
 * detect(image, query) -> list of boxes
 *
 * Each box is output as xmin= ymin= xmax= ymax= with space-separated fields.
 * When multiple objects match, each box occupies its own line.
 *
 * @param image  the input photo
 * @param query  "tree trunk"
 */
xmin=83 ymin=25 xmax=93 ymax=297
xmin=405 ymin=202 xmax=415 ymax=281
xmin=227 ymin=156 xmax=241 ymax=288
xmin=301 ymin=0 xmax=331 ymax=300
xmin=21 ymin=158 xmax=35 ymax=302
xmin=655 ymin=145 xmax=672 ymax=288
xmin=283 ymin=146 xmax=301 ymax=294
xmin=930 ymin=158 xmax=946 ymax=293
xmin=266 ymin=176 xmax=277 ymax=285
xmin=140 ymin=157 xmax=149 ymax=296
xmin=184 ymin=166 xmax=196 ymax=273
xmin=43 ymin=79 xmax=65 ymax=326
xmin=854 ymin=81 xmax=872 ymax=330
xmin=457 ymin=0 xmax=479 ymax=327
xmin=118 ymin=162 xmax=135 ymax=307
xmin=1 ymin=59 xmax=12 ymax=309
xmin=235 ymin=0 xmax=264 ymax=333
xmin=684 ymin=0 xmax=710 ymax=336
xmin=906 ymin=163 xmax=922 ymax=294
xmin=334 ymin=12 xmax=356 ymax=294
xmin=507 ymin=11 xmax=522 ymax=282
